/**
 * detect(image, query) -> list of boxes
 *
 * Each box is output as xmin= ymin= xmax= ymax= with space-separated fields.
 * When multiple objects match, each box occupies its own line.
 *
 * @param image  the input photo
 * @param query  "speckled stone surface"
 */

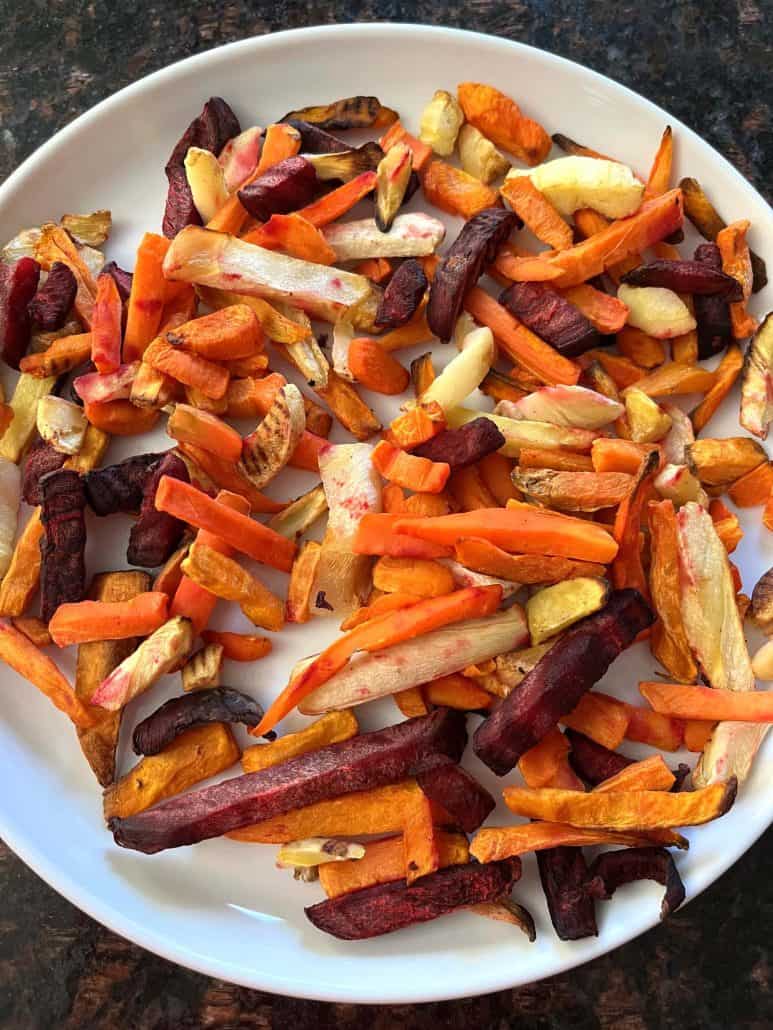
xmin=0 ymin=3 xmax=771 ymax=1027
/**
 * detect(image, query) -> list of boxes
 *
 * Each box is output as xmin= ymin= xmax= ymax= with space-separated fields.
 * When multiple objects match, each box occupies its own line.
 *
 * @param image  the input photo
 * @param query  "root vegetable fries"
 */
xmin=355 ymin=257 xmax=393 ymax=283
xmin=19 ymin=333 xmax=92 ymax=377
xmin=503 ymin=779 xmax=737 ymax=830
xmin=178 ymin=443 xmax=286 ymax=513
xmin=0 ymin=511 xmax=45 ymax=616
xmin=621 ymin=361 xmax=715 ymax=399
xmin=347 ymin=338 xmax=410 ymax=394
xmin=256 ymin=585 xmax=503 ymax=733
xmin=479 ymin=452 xmax=520 ymax=505
xmin=643 ymin=126 xmax=673 ymax=199
xmin=48 ymin=591 xmax=169 ymax=647
xmin=386 ymin=403 xmax=445 ymax=450
xmin=620 ymin=702 xmax=684 ymax=751
xmin=0 ymin=620 xmax=94 ymax=728
xmin=710 ymin=500 xmax=742 ymax=555
xmin=464 ymin=287 xmax=581 ymax=387
xmin=300 ymin=608 xmax=527 ymax=717
xmin=716 ymin=220 xmax=757 ymax=339
xmin=728 ymin=462 xmax=773 ymax=506
xmin=314 ymin=371 xmax=382 ymax=442
xmin=227 ymin=780 xmax=445 ymax=843
xmin=320 ymin=831 xmax=469 ymax=899
xmin=594 ymin=754 xmax=675 ymax=793
xmin=243 ymin=711 xmax=359 ymax=767
xmin=423 ymin=674 xmax=492 ymax=711
xmin=143 ymin=335 xmax=230 ymax=399
xmin=684 ymin=720 xmax=717 ymax=752
xmin=241 ymin=383 xmax=306 ymax=490
xmin=592 ymin=438 xmax=659 ymax=475
xmin=162 ymin=304 xmax=262 ymax=360
xmin=403 ymin=789 xmax=439 ymax=884
xmin=181 ymin=542 xmax=284 ymax=632
xmin=393 ymin=507 xmax=619 ymax=563
xmin=103 ymin=724 xmax=240 ymax=821
xmin=296 ymin=170 xmax=378 ymax=227
xmin=340 ymin=593 xmax=422 ymax=631
xmin=267 ymin=484 xmax=328 ymax=541
xmin=422 ymin=160 xmax=499 ymax=220
xmin=648 ymin=500 xmax=698 ymax=683
xmin=560 ymin=284 xmax=629 ymax=334
xmin=583 ymin=350 xmax=645 ymax=390
xmin=200 ymin=630 xmax=271 ymax=662
xmin=243 ymin=213 xmax=336 ymax=264
xmin=286 ymin=541 xmax=322 ymax=623
xmin=366 ymin=313 xmax=434 ymax=353
xmin=457 ymin=82 xmax=551 ymax=166
xmin=641 ymin=682 xmax=773 ymax=723
xmin=168 ymin=405 xmax=243 ymax=464
xmin=454 ymin=539 xmax=605 ymax=584
xmin=91 ymin=273 xmax=122 ymax=373
xmin=372 ymin=441 xmax=450 ymax=494
xmin=420 ymin=327 xmax=495 ymax=411
xmin=501 ymin=177 xmax=572 ymax=250
xmin=446 ymin=408 xmax=597 ymax=458
xmin=197 ymin=287 xmax=312 ymax=345
xmin=616 ymin=327 xmax=666 ymax=369
xmin=612 ymin=448 xmax=659 ymax=597
xmin=379 ymin=121 xmax=433 ymax=171
xmin=123 ymin=233 xmax=170 ymax=362
xmin=90 ymin=616 xmax=194 ymax=711
xmin=512 ymin=469 xmax=634 ymax=511
xmin=82 ymin=399 xmax=160 ymax=436
xmin=493 ymin=247 xmax=565 ymax=283
xmin=470 ymin=822 xmax=686 ymax=863
xmin=34 ymin=225 xmax=96 ymax=328
xmin=11 ymin=617 xmax=51 ymax=647
xmin=518 ymin=448 xmax=594 ymax=472
xmin=562 ymin=692 xmax=630 ymax=750
xmin=394 ymin=686 xmax=430 ymax=718
xmin=519 ymin=728 xmax=571 ymax=788
xmin=226 ymin=352 xmax=269 ymax=378
xmin=373 ymin=557 xmax=455 ymax=598
xmin=690 ymin=344 xmax=743 ymax=433
xmin=153 ymin=545 xmax=189 ymax=598
xmin=155 ymin=476 xmax=296 ymax=573
xmin=449 ymin=466 xmax=498 ymax=511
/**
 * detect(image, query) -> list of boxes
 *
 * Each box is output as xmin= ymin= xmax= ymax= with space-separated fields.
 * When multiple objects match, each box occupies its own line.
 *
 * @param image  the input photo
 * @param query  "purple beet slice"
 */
xmin=237 ymin=157 xmax=318 ymax=221
xmin=39 ymin=468 xmax=87 ymax=622
xmin=22 ymin=437 xmax=68 ymax=506
xmin=413 ymin=418 xmax=505 ymax=471
xmin=127 ymin=451 xmax=189 ymax=567
xmin=537 ymin=846 xmax=598 ymax=941
xmin=416 ymin=760 xmax=496 ymax=833
xmin=28 ymin=261 xmax=77 ymax=331
xmin=0 ymin=256 xmax=40 ymax=369
xmin=84 ymin=452 xmax=166 ymax=516
xmin=374 ymin=259 xmax=427 ymax=329
xmin=499 ymin=281 xmax=599 ymax=357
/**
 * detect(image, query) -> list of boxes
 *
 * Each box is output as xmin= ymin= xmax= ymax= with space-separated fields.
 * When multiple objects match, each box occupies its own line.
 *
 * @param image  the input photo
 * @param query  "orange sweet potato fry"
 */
xmin=423 ymin=673 xmax=493 ymax=711
xmin=592 ymin=438 xmax=659 ymax=475
xmin=727 ymin=462 xmax=773 ymax=507
xmin=479 ymin=452 xmax=521 ymax=506
xmin=354 ymin=258 xmax=393 ymax=283
xmin=690 ymin=344 xmax=743 ymax=434
xmin=710 ymin=498 xmax=743 ymax=553
xmin=168 ymin=404 xmax=243 ymax=464
xmin=493 ymin=244 xmax=565 ymax=283
xmin=124 ymin=233 xmax=170 ymax=362
xmin=163 ymin=305 xmax=262 ymax=360
xmin=10 ymin=616 xmax=51 ymax=648
xmin=581 ymin=350 xmax=646 ymax=390
xmin=353 ymin=513 xmax=454 ymax=560
xmin=454 ymin=538 xmax=605 ymax=584
xmin=348 ymin=338 xmax=410 ymax=395
xmin=643 ymin=126 xmax=673 ymax=200
xmin=314 ymin=371 xmax=382 ymax=442
xmin=458 ymin=82 xmax=551 ymax=166
xmin=616 ymin=327 xmax=666 ymax=369
xmin=560 ymin=284 xmax=629 ymax=334
xmin=297 ymin=171 xmax=377 ymax=228
xmin=372 ymin=441 xmax=450 ymax=494
xmin=449 ymin=465 xmax=498 ymax=511
xmin=470 ymin=821 xmax=687 ymax=862
xmin=640 ymin=682 xmax=773 ymax=723
xmin=393 ymin=686 xmax=431 ymax=719
xmin=243 ymin=213 xmax=336 ymax=264
xmin=373 ymin=556 xmax=455 ymax=598
xmin=340 ymin=592 xmax=422 ymax=631
xmin=386 ymin=402 xmax=445 ymax=450
xmin=371 ymin=308 xmax=434 ymax=353
xmin=612 ymin=449 xmax=659 ymax=597
xmin=422 ymin=159 xmax=500 ymax=219
xmin=716 ymin=220 xmax=758 ymax=340
xmin=501 ymin=177 xmax=572 ymax=250
xmin=241 ymin=711 xmax=358 ymax=772
xmin=621 ymin=361 xmax=715 ymax=398
xmin=518 ymin=727 xmax=571 ymax=788
xmin=622 ymin=703 xmax=684 ymax=751
xmin=683 ymin=719 xmax=717 ymax=752
xmin=34 ymin=224 xmax=96 ymax=328
xmin=403 ymin=789 xmax=440 ymax=884
xmin=403 ymin=492 xmax=454 ymax=517
xmin=83 ymin=399 xmax=159 ymax=437
xmin=200 ymin=630 xmax=272 ymax=662
xmin=648 ymin=499 xmax=698 ymax=683
xmin=143 ymin=336 xmax=230 ymax=399
xmin=593 ymin=754 xmax=676 ymax=793
xmin=19 ymin=333 xmax=92 ymax=377
xmin=518 ymin=447 xmax=594 ymax=473
xmin=285 ymin=540 xmax=322 ymax=623
xmin=562 ymin=692 xmax=631 ymax=750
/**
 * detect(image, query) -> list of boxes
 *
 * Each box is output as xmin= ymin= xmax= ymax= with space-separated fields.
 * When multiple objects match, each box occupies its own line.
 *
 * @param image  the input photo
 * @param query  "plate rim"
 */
xmin=0 ymin=21 xmax=771 ymax=1004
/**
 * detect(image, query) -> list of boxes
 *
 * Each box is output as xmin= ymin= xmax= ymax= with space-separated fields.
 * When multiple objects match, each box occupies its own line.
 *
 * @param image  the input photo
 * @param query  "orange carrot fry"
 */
xmin=393 ymin=507 xmax=619 ymax=563
xmin=479 ymin=452 xmax=520 ymax=505
xmin=285 ymin=540 xmax=322 ymax=623
xmin=163 ymin=305 xmax=262 ymax=360
xmin=11 ymin=616 xmax=52 ymax=648
xmin=200 ymin=630 xmax=272 ymax=662
xmin=648 ymin=499 xmax=698 ymax=683
xmin=422 ymin=160 xmax=499 ymax=220
xmin=470 ymin=822 xmax=687 ymax=863
xmin=454 ymin=538 xmax=605 ymax=583
xmin=643 ymin=126 xmax=673 ymax=199
xmin=592 ymin=438 xmax=659 ymax=475
xmin=152 ymin=546 xmax=189 ymax=599
xmin=91 ymin=273 xmax=123 ymax=374
xmin=402 ymin=492 xmax=453 ymax=517
xmin=562 ymin=692 xmax=631 ymax=750
xmin=403 ymin=789 xmax=440 ymax=884
xmin=622 ymin=702 xmax=684 ymax=751
xmin=716 ymin=220 xmax=758 ymax=340
xmin=457 ymin=82 xmax=551 ymax=166
xmin=464 ymin=286 xmax=581 ymax=387
xmin=423 ymin=673 xmax=492 ymax=711
xmin=370 ymin=309 xmax=434 ymax=353
xmin=386 ymin=402 xmax=445 ymax=450
xmin=143 ymin=336 xmax=230 ymax=399
xmin=353 ymin=513 xmax=454 ymax=560
xmin=348 ymin=338 xmax=410 ymax=395
xmin=641 ymin=681 xmax=773 ymax=723
xmin=501 ymin=177 xmax=572 ymax=250
xmin=449 ymin=465 xmax=498 ymax=512
xmin=519 ymin=727 xmax=570 ymax=788
xmin=690 ymin=344 xmax=743 ymax=434
xmin=124 ymin=233 xmax=170 ymax=362
xmin=582 ymin=350 xmax=646 ymax=390
xmin=297 ymin=171 xmax=377 ymax=228
xmin=518 ymin=447 xmax=594 ymax=473
xmin=372 ymin=441 xmax=450 ymax=494
xmin=493 ymin=245 xmax=566 ymax=283
xmin=379 ymin=120 xmax=433 ymax=171
xmin=0 ymin=620 xmax=94 ymax=728
xmin=728 ymin=462 xmax=773 ymax=507
xmin=167 ymin=405 xmax=243 ymax=464
xmin=616 ymin=326 xmax=666 ymax=369
xmin=373 ymin=556 xmax=455 ymax=598
xmin=254 ymin=585 xmax=503 ymax=734
xmin=340 ymin=593 xmax=422 ymax=631
xmin=241 ymin=711 xmax=359 ymax=772
xmin=593 ymin=754 xmax=676 ymax=793
xmin=684 ymin=719 xmax=717 ymax=752
xmin=20 ymin=333 xmax=93 ymax=377
xmin=177 ymin=443 xmax=286 ymax=514
xmin=355 ymin=258 xmax=393 ymax=283
xmin=393 ymin=686 xmax=431 ymax=719
xmin=243 ymin=213 xmax=336 ymax=264
xmin=560 ymin=284 xmax=629 ymax=334
xmin=82 ymin=399 xmax=159 ymax=437
xmin=156 ymin=477 xmax=295 ymax=573
xmin=710 ymin=498 xmax=743 ymax=553
xmin=48 ymin=592 xmax=169 ymax=647
xmin=612 ymin=449 xmax=659 ymax=597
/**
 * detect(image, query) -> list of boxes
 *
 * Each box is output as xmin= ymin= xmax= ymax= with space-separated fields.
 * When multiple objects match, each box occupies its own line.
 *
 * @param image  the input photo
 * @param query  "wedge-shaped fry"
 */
xmin=686 ymin=437 xmax=766 ymax=489
xmin=243 ymin=711 xmax=358 ymax=768
xmin=503 ymin=779 xmax=736 ymax=829
xmin=446 ymin=408 xmax=596 ymax=459
xmin=311 ymin=443 xmax=382 ymax=617
xmin=281 ymin=95 xmax=397 ymax=130
xmin=641 ymin=681 xmax=773 ymax=722
xmin=519 ymin=727 xmax=570 ymax=788
xmin=374 ymin=142 xmax=413 ymax=233
xmin=299 ymin=607 xmax=527 ymax=717
xmin=239 ymin=382 xmax=306 ymax=491
xmin=89 ymin=616 xmax=194 ymax=711
xmin=458 ymin=124 xmax=509 ymax=184
xmin=286 ymin=541 xmax=322 ymax=624
xmin=228 ymin=780 xmax=442 ymax=844
xmin=716 ymin=220 xmax=757 ymax=340
xmin=103 ymin=724 xmax=239 ymax=821
xmin=561 ymin=691 xmax=630 ymax=750
xmin=501 ymin=176 xmax=572 ymax=251
xmin=621 ymin=361 xmax=715 ymax=399
xmin=19 ymin=332 xmax=91 ymax=378
xmin=315 ymin=371 xmax=382 ymax=442
xmin=470 ymin=821 xmax=686 ymax=863
xmin=676 ymin=501 xmax=765 ymax=785
xmin=616 ymin=327 xmax=666 ymax=369
xmin=268 ymin=483 xmax=328 ymax=540
xmin=728 ymin=461 xmax=773 ymax=507
xmin=513 ymin=469 xmax=633 ymax=512
xmin=181 ymin=542 xmax=284 ymax=631
xmin=454 ymin=539 xmax=604 ymax=584
xmin=624 ymin=389 xmax=672 ymax=444
xmin=612 ymin=448 xmax=658 ymax=597
xmin=11 ymin=616 xmax=51 ymax=647
xmin=508 ymin=384 xmax=623 ymax=429
xmin=527 ymin=578 xmax=610 ymax=645
xmin=648 ymin=500 xmax=698 ymax=683
xmin=457 ymin=82 xmax=550 ymax=166
xmin=322 ymin=212 xmax=445 ymax=262
xmin=618 ymin=285 xmax=696 ymax=340
xmin=593 ymin=754 xmax=675 ymax=793
xmin=164 ymin=226 xmax=378 ymax=329
xmin=422 ymin=160 xmax=499 ymax=220
xmin=739 ymin=314 xmax=773 ymax=439
xmin=508 ymin=155 xmax=643 ymax=219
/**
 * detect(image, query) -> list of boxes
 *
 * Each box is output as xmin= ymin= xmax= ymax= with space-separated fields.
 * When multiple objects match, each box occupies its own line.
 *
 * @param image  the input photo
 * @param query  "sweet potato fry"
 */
xmin=728 ymin=461 xmax=773 ymax=507
xmin=373 ymin=556 xmax=454 ymax=598
xmin=181 ymin=542 xmax=284 ymax=631
xmin=143 ymin=335 xmax=229 ymax=400
xmin=286 ymin=540 xmax=322 ymax=623
xmin=393 ymin=686 xmax=430 ymax=718
xmin=33 ymin=224 xmax=96 ymax=328
xmin=449 ymin=465 xmax=498 ymax=511
xmin=648 ymin=499 xmax=698 ymax=683
xmin=403 ymin=789 xmax=440 ymax=884
xmin=454 ymin=538 xmax=605 ymax=584
xmin=198 ymin=631 xmax=270 ymax=664
xmin=48 ymin=591 xmax=169 ymax=647
xmin=0 ymin=511 xmax=45 ymax=617
xmin=562 ymin=692 xmax=631 ymax=750
xmin=622 ymin=361 xmax=715 ymax=399
xmin=163 ymin=304 xmax=262 ymax=360
xmin=355 ymin=257 xmax=393 ymax=283
xmin=423 ymin=673 xmax=492 ymax=711
xmin=479 ymin=452 xmax=520 ymax=505
xmin=690 ymin=344 xmax=743 ymax=434
xmin=641 ymin=681 xmax=773 ymax=722
xmin=168 ymin=405 xmax=243 ymax=464
xmin=686 ymin=437 xmax=766 ymax=489
xmin=244 ymin=213 xmax=336 ymax=264
xmin=622 ymin=703 xmax=684 ymax=751
xmin=353 ymin=513 xmax=453 ymax=560
xmin=372 ymin=441 xmax=450 ymax=494
xmin=716 ymin=220 xmax=757 ymax=340
xmin=11 ymin=616 xmax=51 ymax=648
xmin=124 ymin=233 xmax=170 ymax=362
xmin=519 ymin=727 xmax=571 ymax=788
xmin=616 ymin=327 xmax=666 ymax=369
xmin=422 ymin=160 xmax=499 ymax=220
xmin=501 ymin=177 xmax=572 ymax=250
xmin=612 ymin=448 xmax=659 ymax=597
xmin=314 ymin=371 xmax=382 ymax=442
xmin=582 ymin=351 xmax=645 ymax=390
xmin=560 ymin=284 xmax=629 ymax=334
xmin=242 ymin=711 xmax=358 ymax=770
xmin=347 ymin=338 xmax=410 ymax=395
xmin=470 ymin=821 xmax=686 ymax=863
xmin=103 ymin=724 xmax=240 ymax=820
xmin=513 ymin=469 xmax=634 ymax=512
xmin=517 ymin=448 xmax=594 ymax=473
xmin=593 ymin=754 xmax=675 ymax=793
xmin=592 ymin=438 xmax=658 ymax=475
xmin=503 ymin=779 xmax=737 ymax=829
xmin=457 ymin=82 xmax=551 ymax=166
xmin=683 ymin=719 xmax=717 ymax=752
xmin=19 ymin=332 xmax=92 ymax=377
xmin=379 ymin=121 xmax=433 ymax=171
xmin=643 ymin=126 xmax=673 ymax=199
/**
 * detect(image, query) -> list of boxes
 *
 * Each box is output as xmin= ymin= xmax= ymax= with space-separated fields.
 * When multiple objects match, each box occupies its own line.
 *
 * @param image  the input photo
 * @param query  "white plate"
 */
xmin=0 ymin=22 xmax=771 ymax=1005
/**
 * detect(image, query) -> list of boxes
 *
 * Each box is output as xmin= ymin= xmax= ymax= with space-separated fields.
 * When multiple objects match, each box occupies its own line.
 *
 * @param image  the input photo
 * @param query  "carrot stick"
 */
xmin=48 ymin=592 xmax=169 ymax=647
xmin=177 ymin=443 xmax=287 ymax=514
xmin=143 ymin=336 xmax=230 ymax=399
xmin=254 ymin=585 xmax=503 ymax=734
xmin=519 ymin=727 xmax=571 ymax=788
xmin=612 ymin=449 xmax=659 ymax=597
xmin=340 ymin=592 xmax=422 ymax=631
xmin=449 ymin=465 xmax=498 ymax=511
xmin=370 ymin=309 xmax=433 ymax=353
xmin=242 ymin=213 xmax=336 ymax=264
xmin=727 ymin=461 xmax=773 ymax=507
xmin=593 ymin=754 xmax=676 ymax=793
xmin=354 ymin=258 xmax=393 ymax=283
xmin=464 ymin=286 xmax=581 ymax=387
xmin=82 ymin=399 xmax=159 ymax=437
xmin=372 ymin=556 xmax=455 ymax=598
xmin=156 ymin=477 xmax=295 ymax=573
xmin=348 ymin=338 xmax=410 ymax=395
xmin=560 ymin=284 xmax=630 ymax=333
xmin=372 ymin=441 xmax=450 ymax=493
xmin=353 ymin=513 xmax=454 ymax=559
xmin=296 ymin=171 xmax=377 ymax=228
xmin=393 ymin=507 xmax=619 ymax=563
xmin=167 ymin=404 xmax=243 ymax=464
xmin=422 ymin=160 xmax=499 ymax=220
xmin=562 ymin=692 xmax=631 ymax=750
xmin=453 ymin=538 xmax=605 ymax=583
xmin=641 ymin=681 xmax=773 ymax=722
xmin=19 ymin=333 xmax=93 ymax=378
xmin=200 ymin=630 xmax=272 ymax=662
xmin=592 ymin=438 xmax=659 ymax=475
xmin=582 ymin=350 xmax=645 ymax=389
xmin=716 ymin=220 xmax=757 ymax=339
xmin=518 ymin=447 xmax=594 ymax=472
xmin=500 ymin=177 xmax=572 ymax=250
xmin=123 ymin=233 xmax=170 ymax=362
xmin=622 ymin=703 xmax=684 ymax=751
xmin=0 ymin=620 xmax=94 ymax=728
xmin=683 ymin=719 xmax=716 ymax=752
xmin=91 ymin=273 xmax=123 ymax=373
xmin=379 ymin=120 xmax=433 ymax=171
xmin=242 ymin=711 xmax=358 ymax=770
xmin=690 ymin=344 xmax=743 ymax=434
xmin=162 ymin=305 xmax=262 ymax=360
xmin=643 ymin=126 xmax=673 ymax=200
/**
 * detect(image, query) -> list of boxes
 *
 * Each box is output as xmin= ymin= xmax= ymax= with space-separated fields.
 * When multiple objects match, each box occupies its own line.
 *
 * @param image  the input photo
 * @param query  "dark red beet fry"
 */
xmin=499 ymin=281 xmax=599 ymax=357
xmin=585 ymin=847 xmax=686 ymax=919
xmin=374 ymin=259 xmax=427 ymax=329
xmin=84 ymin=452 xmax=166 ymax=516
xmin=28 ymin=261 xmax=77 ymax=331
xmin=620 ymin=258 xmax=743 ymax=299
xmin=237 ymin=157 xmax=318 ymax=221
xmin=305 ymin=858 xmax=521 ymax=940
xmin=537 ymin=846 xmax=598 ymax=941
xmin=109 ymin=708 xmax=467 ymax=854
xmin=132 ymin=688 xmax=264 ymax=756
xmin=427 ymin=208 xmax=519 ymax=341
xmin=413 ymin=417 xmax=505 ymax=471
xmin=39 ymin=468 xmax=87 ymax=623
xmin=127 ymin=451 xmax=189 ymax=568
xmin=565 ymin=729 xmax=634 ymax=786
xmin=22 ymin=437 xmax=67 ymax=506
xmin=0 ymin=256 xmax=40 ymax=369
xmin=282 ymin=119 xmax=349 ymax=153
xmin=163 ymin=97 xmax=241 ymax=238
xmin=416 ymin=760 xmax=496 ymax=833
xmin=473 ymin=590 xmax=654 ymax=776
xmin=693 ymin=243 xmax=733 ymax=359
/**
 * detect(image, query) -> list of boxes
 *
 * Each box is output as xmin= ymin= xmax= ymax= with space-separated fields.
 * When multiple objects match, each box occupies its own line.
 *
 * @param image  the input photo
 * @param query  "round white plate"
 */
xmin=0 ymin=22 xmax=771 ymax=1005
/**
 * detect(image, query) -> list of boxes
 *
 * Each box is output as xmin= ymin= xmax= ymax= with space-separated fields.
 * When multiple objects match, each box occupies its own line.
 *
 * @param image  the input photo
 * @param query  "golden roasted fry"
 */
xmin=181 ymin=542 xmax=284 ymax=632
xmin=286 ymin=541 xmax=323 ymax=623
xmin=592 ymin=754 xmax=675 ymax=793
xmin=648 ymin=499 xmax=698 ymax=683
xmin=686 ymin=437 xmax=767 ymax=488
xmin=242 ymin=710 xmax=359 ymax=766
xmin=470 ymin=821 xmax=687 ymax=862
xmin=181 ymin=642 xmax=224 ymax=692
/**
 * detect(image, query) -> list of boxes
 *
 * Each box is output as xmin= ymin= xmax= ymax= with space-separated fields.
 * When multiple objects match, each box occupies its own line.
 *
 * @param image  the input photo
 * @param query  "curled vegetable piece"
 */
xmin=128 ymin=451 xmax=190 ymax=568
xmin=29 ymin=261 xmax=77 ymax=332
xmin=240 ymin=383 xmax=306 ymax=490
xmin=132 ymin=687 xmax=264 ymax=756
xmin=537 ymin=847 xmax=597 ymax=941
xmin=427 ymin=208 xmax=518 ymax=342
xmin=584 ymin=847 xmax=685 ymax=919
xmin=305 ymin=858 xmax=521 ymax=940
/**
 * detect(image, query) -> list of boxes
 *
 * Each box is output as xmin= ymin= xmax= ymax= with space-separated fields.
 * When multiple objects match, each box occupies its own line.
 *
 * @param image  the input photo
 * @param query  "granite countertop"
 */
xmin=0 ymin=3 xmax=771 ymax=1027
